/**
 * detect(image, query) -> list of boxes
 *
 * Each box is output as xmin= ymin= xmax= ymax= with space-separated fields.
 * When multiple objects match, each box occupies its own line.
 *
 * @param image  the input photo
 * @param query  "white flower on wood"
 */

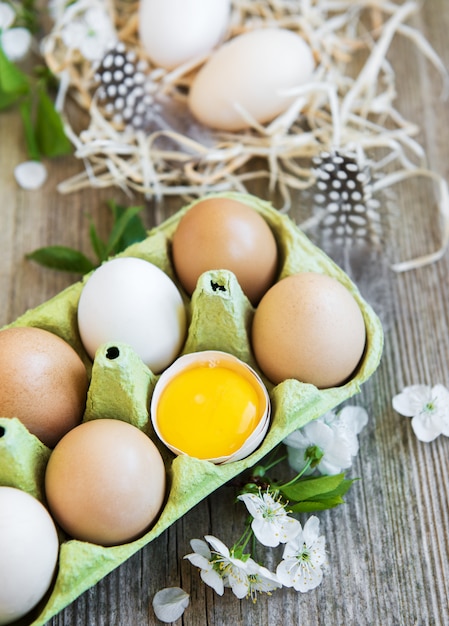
xmin=284 ymin=405 xmax=369 ymax=476
xmin=14 ymin=161 xmax=47 ymax=190
xmin=0 ymin=2 xmax=31 ymax=61
xmin=184 ymin=537 xmax=225 ymax=596
xmin=276 ymin=515 xmax=327 ymax=592
xmin=392 ymin=384 xmax=449 ymax=442
xmin=184 ymin=534 xmax=280 ymax=600
xmin=58 ymin=3 xmax=117 ymax=62
xmin=152 ymin=587 xmax=189 ymax=623
xmin=237 ymin=490 xmax=301 ymax=547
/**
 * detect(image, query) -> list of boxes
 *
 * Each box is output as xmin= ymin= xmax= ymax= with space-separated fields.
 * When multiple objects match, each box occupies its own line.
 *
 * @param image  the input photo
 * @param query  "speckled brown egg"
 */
xmin=251 ymin=272 xmax=366 ymax=388
xmin=0 ymin=326 xmax=88 ymax=447
xmin=45 ymin=419 xmax=166 ymax=546
xmin=171 ymin=197 xmax=278 ymax=305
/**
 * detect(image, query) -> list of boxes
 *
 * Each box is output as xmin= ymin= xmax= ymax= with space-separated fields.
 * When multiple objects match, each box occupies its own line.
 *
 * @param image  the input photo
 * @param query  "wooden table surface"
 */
xmin=1 ymin=1 xmax=449 ymax=625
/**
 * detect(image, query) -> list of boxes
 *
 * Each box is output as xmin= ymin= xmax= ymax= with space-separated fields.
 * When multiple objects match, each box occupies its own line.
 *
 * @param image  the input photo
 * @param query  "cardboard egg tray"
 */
xmin=0 ymin=192 xmax=383 ymax=625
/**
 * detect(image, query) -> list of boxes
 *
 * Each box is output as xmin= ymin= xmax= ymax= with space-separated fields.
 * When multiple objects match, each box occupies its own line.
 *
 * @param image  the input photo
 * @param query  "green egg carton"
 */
xmin=0 ymin=191 xmax=383 ymax=625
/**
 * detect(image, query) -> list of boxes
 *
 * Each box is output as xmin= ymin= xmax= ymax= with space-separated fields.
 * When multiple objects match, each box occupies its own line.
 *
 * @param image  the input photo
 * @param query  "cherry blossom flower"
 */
xmin=58 ymin=2 xmax=117 ymax=62
xmin=152 ymin=587 xmax=189 ymax=623
xmin=0 ymin=2 xmax=31 ymax=61
xmin=48 ymin=0 xmax=71 ymax=22
xmin=184 ymin=537 xmax=224 ymax=596
xmin=392 ymin=384 xmax=449 ymax=442
xmin=243 ymin=558 xmax=282 ymax=601
xmin=284 ymin=405 xmax=368 ymax=476
xmin=199 ymin=535 xmax=253 ymax=600
xmin=276 ymin=516 xmax=327 ymax=592
xmin=237 ymin=490 xmax=301 ymax=547
xmin=184 ymin=535 xmax=280 ymax=600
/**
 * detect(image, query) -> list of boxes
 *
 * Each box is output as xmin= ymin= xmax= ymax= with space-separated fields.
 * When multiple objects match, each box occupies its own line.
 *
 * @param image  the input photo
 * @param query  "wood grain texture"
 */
xmin=1 ymin=1 xmax=449 ymax=625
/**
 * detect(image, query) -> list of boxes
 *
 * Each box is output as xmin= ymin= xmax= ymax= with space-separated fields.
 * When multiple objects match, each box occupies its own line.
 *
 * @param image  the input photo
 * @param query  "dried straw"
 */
xmin=43 ymin=0 xmax=449 ymax=269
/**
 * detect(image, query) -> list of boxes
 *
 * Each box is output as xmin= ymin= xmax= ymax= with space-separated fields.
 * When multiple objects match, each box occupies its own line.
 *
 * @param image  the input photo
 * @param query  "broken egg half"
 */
xmin=150 ymin=350 xmax=270 ymax=464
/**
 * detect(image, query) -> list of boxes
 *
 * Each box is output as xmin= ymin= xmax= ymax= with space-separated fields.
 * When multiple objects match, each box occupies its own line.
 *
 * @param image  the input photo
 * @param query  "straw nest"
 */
xmin=43 ymin=0 xmax=449 ymax=270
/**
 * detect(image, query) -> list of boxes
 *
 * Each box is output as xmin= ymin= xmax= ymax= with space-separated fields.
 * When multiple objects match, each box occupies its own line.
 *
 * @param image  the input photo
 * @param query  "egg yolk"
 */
xmin=156 ymin=364 xmax=262 ymax=459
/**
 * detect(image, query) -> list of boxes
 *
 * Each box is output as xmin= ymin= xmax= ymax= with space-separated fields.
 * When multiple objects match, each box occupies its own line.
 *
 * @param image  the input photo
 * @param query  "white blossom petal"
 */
xmin=431 ymin=384 xmax=449 ymax=436
xmin=284 ymin=405 xmax=368 ymax=476
xmin=245 ymin=558 xmax=282 ymax=595
xmin=14 ymin=161 xmax=47 ymax=190
xmin=238 ymin=491 xmax=301 ymax=547
xmin=183 ymin=552 xmax=210 ymax=571
xmin=184 ymin=535 xmax=230 ymax=596
xmin=204 ymin=534 xmax=231 ymax=558
xmin=189 ymin=538 xmax=211 ymax=559
xmin=283 ymin=428 xmax=310 ymax=449
xmin=184 ymin=551 xmax=224 ymax=595
xmin=59 ymin=5 xmax=117 ymax=61
xmin=411 ymin=413 xmax=442 ymax=442
xmin=79 ymin=36 xmax=107 ymax=62
xmin=60 ymin=21 xmax=86 ymax=48
xmin=338 ymin=405 xmax=369 ymax=434
xmin=393 ymin=384 xmax=449 ymax=442
xmin=392 ymin=385 xmax=431 ymax=416
xmin=152 ymin=587 xmax=189 ymax=623
xmin=277 ymin=548 xmax=324 ymax=592
xmin=0 ymin=2 xmax=15 ymax=29
xmin=276 ymin=516 xmax=327 ymax=593
xmin=302 ymin=421 xmax=335 ymax=454
xmin=1 ymin=27 xmax=31 ymax=61
xmin=225 ymin=564 xmax=251 ymax=599
xmin=200 ymin=567 xmax=225 ymax=595
xmin=286 ymin=444 xmax=314 ymax=475
xmin=48 ymin=0 xmax=70 ymax=21
xmin=302 ymin=515 xmax=321 ymax=545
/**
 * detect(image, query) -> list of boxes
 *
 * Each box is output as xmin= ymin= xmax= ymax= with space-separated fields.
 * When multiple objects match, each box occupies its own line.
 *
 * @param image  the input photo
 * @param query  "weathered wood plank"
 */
xmin=1 ymin=1 xmax=449 ymax=625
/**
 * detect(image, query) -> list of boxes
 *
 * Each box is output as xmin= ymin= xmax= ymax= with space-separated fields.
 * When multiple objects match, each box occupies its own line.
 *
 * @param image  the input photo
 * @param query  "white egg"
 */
xmin=138 ymin=0 xmax=231 ymax=70
xmin=0 ymin=487 xmax=59 ymax=625
xmin=77 ymin=257 xmax=187 ymax=374
xmin=188 ymin=28 xmax=315 ymax=131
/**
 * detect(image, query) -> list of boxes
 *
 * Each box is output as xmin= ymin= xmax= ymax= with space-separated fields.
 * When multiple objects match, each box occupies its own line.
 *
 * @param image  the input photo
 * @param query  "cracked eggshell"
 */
xmin=150 ymin=350 xmax=271 ymax=464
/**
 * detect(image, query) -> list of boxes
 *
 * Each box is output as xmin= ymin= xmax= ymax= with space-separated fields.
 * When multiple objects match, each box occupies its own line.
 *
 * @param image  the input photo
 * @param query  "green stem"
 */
xmin=275 ymin=456 xmax=314 ymax=490
xmin=232 ymin=523 xmax=253 ymax=556
xmin=263 ymin=453 xmax=288 ymax=473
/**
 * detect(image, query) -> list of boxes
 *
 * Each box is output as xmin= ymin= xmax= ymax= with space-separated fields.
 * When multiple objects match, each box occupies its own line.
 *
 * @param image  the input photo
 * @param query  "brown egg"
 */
xmin=0 ymin=326 xmax=88 ymax=447
xmin=45 ymin=419 xmax=166 ymax=546
xmin=171 ymin=197 xmax=278 ymax=305
xmin=251 ymin=272 xmax=366 ymax=388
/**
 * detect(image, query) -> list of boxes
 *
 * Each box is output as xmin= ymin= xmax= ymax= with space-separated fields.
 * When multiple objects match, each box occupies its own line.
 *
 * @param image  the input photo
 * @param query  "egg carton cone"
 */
xmin=0 ymin=191 xmax=384 ymax=625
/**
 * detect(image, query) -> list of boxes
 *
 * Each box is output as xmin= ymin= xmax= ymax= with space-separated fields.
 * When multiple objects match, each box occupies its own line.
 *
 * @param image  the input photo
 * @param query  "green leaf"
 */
xmin=19 ymin=97 xmax=40 ymax=161
xmin=14 ymin=0 xmax=40 ymax=33
xmin=105 ymin=203 xmax=146 ymax=256
xmin=35 ymin=84 xmax=72 ymax=158
xmin=289 ymin=496 xmax=347 ymax=513
xmin=312 ymin=477 xmax=355 ymax=500
xmin=27 ymin=246 xmax=96 ymax=274
xmin=280 ymin=474 xmax=357 ymax=512
xmin=280 ymin=473 xmax=348 ymax=502
xmin=0 ymin=46 xmax=30 ymax=110
xmin=89 ymin=221 xmax=107 ymax=264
